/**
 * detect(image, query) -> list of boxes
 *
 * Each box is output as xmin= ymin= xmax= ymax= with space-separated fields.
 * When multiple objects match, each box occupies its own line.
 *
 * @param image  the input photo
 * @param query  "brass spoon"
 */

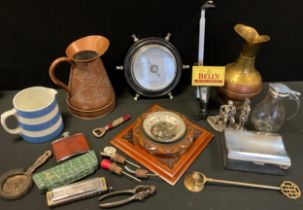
xmin=184 ymin=171 xmax=301 ymax=200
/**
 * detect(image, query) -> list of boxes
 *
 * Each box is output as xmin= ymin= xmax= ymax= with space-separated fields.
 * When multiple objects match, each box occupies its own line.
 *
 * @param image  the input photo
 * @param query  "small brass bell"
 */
xmin=184 ymin=171 xmax=205 ymax=192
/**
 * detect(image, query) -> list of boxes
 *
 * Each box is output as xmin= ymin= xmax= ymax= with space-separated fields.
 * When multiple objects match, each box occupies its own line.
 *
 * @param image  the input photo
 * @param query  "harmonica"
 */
xmin=46 ymin=177 xmax=108 ymax=207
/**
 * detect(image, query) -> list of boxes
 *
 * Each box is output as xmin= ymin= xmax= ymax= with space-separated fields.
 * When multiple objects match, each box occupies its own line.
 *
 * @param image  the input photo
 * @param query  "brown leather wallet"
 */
xmin=51 ymin=133 xmax=90 ymax=162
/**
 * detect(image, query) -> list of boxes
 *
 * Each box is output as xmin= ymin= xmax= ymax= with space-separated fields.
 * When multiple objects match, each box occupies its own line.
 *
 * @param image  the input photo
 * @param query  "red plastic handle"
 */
xmin=100 ymin=159 xmax=112 ymax=170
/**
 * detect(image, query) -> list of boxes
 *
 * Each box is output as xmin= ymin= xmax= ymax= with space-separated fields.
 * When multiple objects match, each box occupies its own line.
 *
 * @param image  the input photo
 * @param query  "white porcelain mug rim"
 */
xmin=12 ymin=86 xmax=57 ymax=112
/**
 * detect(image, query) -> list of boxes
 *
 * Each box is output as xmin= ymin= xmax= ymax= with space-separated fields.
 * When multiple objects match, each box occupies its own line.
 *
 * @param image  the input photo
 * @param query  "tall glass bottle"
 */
xmin=219 ymin=24 xmax=270 ymax=106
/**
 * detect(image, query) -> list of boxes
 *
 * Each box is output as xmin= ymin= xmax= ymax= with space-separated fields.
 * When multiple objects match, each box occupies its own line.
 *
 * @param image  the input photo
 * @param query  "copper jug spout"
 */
xmin=65 ymin=35 xmax=110 ymax=62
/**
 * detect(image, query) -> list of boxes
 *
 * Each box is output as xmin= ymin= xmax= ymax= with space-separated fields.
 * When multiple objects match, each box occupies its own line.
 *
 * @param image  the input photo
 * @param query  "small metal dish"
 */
xmin=142 ymin=111 xmax=186 ymax=143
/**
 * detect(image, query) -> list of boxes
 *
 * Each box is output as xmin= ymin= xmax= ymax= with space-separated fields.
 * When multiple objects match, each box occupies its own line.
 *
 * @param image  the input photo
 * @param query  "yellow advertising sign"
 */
xmin=192 ymin=66 xmax=225 ymax=86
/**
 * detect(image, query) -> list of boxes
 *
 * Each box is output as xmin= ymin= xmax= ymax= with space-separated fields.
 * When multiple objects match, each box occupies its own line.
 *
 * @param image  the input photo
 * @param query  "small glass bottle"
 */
xmin=251 ymin=83 xmax=300 ymax=132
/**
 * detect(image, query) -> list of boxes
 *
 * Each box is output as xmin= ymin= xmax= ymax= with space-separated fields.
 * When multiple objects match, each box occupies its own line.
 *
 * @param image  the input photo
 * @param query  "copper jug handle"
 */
xmin=49 ymin=57 xmax=73 ymax=97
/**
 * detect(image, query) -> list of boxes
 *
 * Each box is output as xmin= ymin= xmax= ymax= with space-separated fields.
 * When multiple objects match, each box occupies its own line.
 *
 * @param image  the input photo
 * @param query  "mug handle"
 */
xmin=1 ymin=108 xmax=22 ymax=134
xmin=49 ymin=57 xmax=73 ymax=97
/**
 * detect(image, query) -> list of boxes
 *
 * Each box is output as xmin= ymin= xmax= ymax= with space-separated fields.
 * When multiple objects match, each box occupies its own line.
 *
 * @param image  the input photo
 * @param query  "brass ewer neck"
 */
xmin=235 ymin=24 xmax=270 ymax=57
xmin=241 ymin=43 xmax=260 ymax=57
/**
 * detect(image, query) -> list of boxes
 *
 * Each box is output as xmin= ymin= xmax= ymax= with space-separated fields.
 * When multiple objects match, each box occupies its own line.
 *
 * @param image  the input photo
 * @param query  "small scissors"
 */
xmin=99 ymin=185 xmax=156 ymax=208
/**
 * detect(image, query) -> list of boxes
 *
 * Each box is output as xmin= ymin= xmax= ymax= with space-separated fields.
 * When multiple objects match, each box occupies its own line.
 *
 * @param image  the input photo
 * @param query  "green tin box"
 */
xmin=33 ymin=151 xmax=98 ymax=190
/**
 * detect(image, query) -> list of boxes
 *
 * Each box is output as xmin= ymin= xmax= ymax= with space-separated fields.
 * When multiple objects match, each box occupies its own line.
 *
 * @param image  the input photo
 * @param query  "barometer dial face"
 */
xmin=142 ymin=111 xmax=186 ymax=143
xmin=124 ymin=38 xmax=182 ymax=97
xmin=131 ymin=44 xmax=177 ymax=91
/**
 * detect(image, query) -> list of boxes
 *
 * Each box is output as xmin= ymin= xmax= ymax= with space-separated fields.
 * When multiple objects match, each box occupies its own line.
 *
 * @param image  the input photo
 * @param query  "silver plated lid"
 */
xmin=269 ymin=83 xmax=301 ymax=98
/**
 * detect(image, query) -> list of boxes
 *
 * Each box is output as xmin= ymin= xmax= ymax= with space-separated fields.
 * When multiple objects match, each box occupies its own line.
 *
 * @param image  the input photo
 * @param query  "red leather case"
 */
xmin=51 ymin=133 xmax=90 ymax=162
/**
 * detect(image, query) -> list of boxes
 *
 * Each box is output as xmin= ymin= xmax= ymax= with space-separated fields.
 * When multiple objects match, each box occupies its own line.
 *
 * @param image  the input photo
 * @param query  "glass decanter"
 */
xmin=251 ymin=83 xmax=301 ymax=132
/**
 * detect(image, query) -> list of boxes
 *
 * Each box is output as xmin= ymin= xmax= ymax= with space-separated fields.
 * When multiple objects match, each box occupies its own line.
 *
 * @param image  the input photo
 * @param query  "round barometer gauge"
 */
xmin=117 ymin=34 xmax=188 ymax=100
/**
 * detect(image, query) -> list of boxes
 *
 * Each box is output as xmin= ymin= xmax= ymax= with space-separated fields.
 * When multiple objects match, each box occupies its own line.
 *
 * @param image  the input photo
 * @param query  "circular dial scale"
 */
xmin=123 ymin=36 xmax=183 ymax=98
xmin=143 ymin=111 xmax=186 ymax=143
xmin=131 ymin=44 xmax=177 ymax=91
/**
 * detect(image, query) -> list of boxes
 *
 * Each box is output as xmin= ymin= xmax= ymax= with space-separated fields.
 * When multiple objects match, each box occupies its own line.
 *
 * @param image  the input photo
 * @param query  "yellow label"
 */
xmin=192 ymin=66 xmax=225 ymax=86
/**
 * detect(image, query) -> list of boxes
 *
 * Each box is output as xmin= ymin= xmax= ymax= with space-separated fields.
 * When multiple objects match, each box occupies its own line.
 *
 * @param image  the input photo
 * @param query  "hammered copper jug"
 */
xmin=49 ymin=35 xmax=115 ymax=119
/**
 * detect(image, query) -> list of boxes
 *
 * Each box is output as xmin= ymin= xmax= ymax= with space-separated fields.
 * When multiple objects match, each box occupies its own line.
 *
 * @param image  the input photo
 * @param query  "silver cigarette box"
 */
xmin=223 ymin=128 xmax=291 ymax=175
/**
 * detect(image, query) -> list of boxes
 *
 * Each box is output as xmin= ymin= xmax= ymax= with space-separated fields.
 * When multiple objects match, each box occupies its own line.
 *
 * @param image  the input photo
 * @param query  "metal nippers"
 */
xmin=99 ymin=185 xmax=156 ymax=208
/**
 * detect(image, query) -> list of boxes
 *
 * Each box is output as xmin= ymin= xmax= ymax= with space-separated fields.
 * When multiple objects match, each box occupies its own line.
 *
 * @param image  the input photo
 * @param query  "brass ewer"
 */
xmin=219 ymin=24 xmax=270 ymax=105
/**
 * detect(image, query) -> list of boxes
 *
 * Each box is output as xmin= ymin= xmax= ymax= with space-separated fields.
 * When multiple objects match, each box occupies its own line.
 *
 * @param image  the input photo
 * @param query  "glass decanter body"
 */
xmin=251 ymin=91 xmax=285 ymax=132
xmin=251 ymin=83 xmax=301 ymax=132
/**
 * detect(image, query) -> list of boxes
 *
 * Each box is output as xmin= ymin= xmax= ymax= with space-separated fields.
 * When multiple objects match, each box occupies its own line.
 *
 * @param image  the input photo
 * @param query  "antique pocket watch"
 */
xmin=117 ymin=33 xmax=189 ymax=100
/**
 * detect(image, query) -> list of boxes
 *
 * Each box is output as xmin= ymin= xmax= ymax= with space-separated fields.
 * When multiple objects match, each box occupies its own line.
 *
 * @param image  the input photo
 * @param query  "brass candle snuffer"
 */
xmin=184 ymin=171 xmax=301 ymax=200
xmin=219 ymin=23 xmax=270 ymax=106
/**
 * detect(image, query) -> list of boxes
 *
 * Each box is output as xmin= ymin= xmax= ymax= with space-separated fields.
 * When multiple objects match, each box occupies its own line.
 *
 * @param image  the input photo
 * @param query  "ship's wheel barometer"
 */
xmin=116 ymin=33 xmax=189 ymax=100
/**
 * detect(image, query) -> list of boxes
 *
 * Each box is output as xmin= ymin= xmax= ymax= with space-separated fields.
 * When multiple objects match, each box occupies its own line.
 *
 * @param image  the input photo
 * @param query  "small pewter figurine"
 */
xmin=207 ymin=100 xmax=236 ymax=132
xmin=236 ymin=98 xmax=251 ymax=130
xmin=221 ymin=100 xmax=237 ymax=127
